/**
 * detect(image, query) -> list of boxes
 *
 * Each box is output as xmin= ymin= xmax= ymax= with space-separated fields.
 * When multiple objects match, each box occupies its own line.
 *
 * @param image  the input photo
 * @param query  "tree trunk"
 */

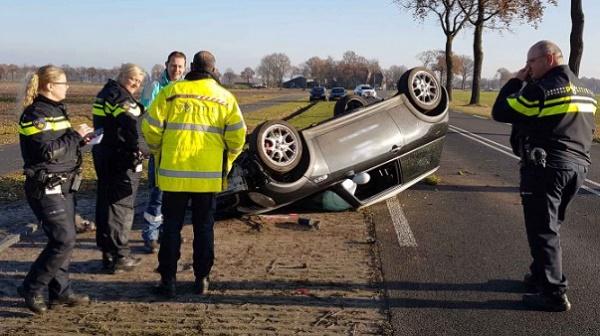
xmin=569 ymin=0 xmax=584 ymax=76
xmin=469 ymin=20 xmax=484 ymax=105
xmin=445 ymin=35 xmax=454 ymax=101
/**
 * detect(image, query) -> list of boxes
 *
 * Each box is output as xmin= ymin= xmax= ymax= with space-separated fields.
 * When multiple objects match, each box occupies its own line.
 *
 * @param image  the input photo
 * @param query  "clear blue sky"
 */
xmin=1 ymin=0 xmax=599 ymax=79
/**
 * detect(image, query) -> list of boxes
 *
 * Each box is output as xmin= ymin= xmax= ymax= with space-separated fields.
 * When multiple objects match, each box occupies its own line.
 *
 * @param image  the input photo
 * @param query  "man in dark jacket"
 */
xmin=492 ymin=40 xmax=596 ymax=312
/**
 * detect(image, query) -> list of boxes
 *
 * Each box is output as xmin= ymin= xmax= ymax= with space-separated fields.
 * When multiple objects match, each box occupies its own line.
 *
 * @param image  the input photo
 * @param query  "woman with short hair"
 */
xmin=92 ymin=63 xmax=146 ymax=274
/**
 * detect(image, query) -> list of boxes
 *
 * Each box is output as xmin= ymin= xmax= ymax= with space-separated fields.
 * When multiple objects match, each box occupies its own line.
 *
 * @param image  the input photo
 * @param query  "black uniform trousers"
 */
xmin=158 ymin=192 xmax=216 ymax=281
xmin=92 ymin=145 xmax=140 ymax=260
xmin=22 ymin=178 xmax=76 ymax=299
xmin=520 ymin=159 xmax=587 ymax=295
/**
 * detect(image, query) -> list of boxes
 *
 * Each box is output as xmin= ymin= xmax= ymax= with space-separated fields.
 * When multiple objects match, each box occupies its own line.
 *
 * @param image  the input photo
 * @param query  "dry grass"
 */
xmin=0 ymin=82 xmax=304 ymax=145
xmin=244 ymin=100 xmax=313 ymax=130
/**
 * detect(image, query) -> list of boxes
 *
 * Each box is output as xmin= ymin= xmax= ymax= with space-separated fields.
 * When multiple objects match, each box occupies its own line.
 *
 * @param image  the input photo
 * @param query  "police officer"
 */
xmin=139 ymin=51 xmax=187 ymax=254
xmin=142 ymin=51 xmax=246 ymax=297
xmin=492 ymin=40 xmax=597 ymax=312
xmin=17 ymin=65 xmax=92 ymax=314
xmin=92 ymin=63 xmax=145 ymax=274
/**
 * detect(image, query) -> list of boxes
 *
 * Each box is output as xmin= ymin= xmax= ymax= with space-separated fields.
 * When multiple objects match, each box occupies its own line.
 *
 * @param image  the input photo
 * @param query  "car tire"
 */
xmin=333 ymin=94 xmax=369 ymax=117
xmin=250 ymin=120 xmax=303 ymax=174
xmin=397 ymin=67 xmax=442 ymax=113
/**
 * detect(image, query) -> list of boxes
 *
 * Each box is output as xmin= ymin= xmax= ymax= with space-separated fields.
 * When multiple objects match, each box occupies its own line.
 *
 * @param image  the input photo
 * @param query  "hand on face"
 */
xmin=516 ymin=66 xmax=530 ymax=81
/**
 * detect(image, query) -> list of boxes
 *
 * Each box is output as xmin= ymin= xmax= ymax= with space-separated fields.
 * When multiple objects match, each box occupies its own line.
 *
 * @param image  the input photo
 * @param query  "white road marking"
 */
xmin=449 ymin=124 xmax=600 ymax=197
xmin=386 ymin=197 xmax=417 ymax=247
xmin=472 ymin=114 xmax=488 ymax=120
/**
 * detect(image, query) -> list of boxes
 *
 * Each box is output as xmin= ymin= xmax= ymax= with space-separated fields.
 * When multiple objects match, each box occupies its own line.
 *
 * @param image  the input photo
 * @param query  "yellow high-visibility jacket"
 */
xmin=141 ymin=78 xmax=246 ymax=192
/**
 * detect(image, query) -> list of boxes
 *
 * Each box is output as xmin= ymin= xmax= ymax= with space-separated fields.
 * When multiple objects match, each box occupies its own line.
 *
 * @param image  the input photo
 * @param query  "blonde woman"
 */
xmin=17 ymin=65 xmax=93 ymax=314
xmin=91 ymin=63 xmax=145 ymax=274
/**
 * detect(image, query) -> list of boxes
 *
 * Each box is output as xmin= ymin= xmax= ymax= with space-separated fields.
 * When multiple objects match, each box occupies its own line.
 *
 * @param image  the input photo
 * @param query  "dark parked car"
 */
xmin=328 ymin=87 xmax=346 ymax=101
xmin=218 ymin=67 xmax=448 ymax=215
xmin=309 ymin=86 xmax=327 ymax=101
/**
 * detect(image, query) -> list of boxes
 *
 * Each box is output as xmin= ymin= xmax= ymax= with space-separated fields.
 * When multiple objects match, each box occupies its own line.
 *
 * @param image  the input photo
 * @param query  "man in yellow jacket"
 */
xmin=142 ymin=51 xmax=246 ymax=297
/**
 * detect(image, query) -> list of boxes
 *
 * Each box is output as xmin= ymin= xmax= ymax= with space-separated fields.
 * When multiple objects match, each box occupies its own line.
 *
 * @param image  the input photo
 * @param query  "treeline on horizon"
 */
xmin=1 ymin=50 xmax=600 ymax=93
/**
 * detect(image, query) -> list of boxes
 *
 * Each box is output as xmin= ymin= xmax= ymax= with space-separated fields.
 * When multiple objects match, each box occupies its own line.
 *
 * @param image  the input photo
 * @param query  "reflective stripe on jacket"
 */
xmin=492 ymin=65 xmax=597 ymax=164
xmin=19 ymin=95 xmax=83 ymax=173
xmin=142 ymin=77 xmax=246 ymax=192
xmin=92 ymin=79 xmax=143 ymax=152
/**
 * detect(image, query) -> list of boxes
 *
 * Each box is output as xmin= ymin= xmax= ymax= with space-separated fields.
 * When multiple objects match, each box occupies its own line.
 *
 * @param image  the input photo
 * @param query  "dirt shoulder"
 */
xmin=0 ymin=196 xmax=391 ymax=335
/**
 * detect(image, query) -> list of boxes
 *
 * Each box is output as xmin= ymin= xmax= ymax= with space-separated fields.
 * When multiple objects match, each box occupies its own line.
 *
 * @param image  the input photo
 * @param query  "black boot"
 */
xmin=523 ymin=292 xmax=571 ymax=312
xmin=112 ymin=255 xmax=141 ymax=274
xmin=102 ymin=253 xmax=115 ymax=270
xmin=523 ymin=273 xmax=543 ymax=292
xmin=153 ymin=279 xmax=176 ymax=298
xmin=17 ymin=285 xmax=47 ymax=314
xmin=194 ymin=277 xmax=210 ymax=295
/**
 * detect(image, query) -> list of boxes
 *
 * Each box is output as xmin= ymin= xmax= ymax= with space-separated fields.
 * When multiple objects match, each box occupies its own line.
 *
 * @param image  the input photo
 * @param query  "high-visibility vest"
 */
xmin=142 ymin=78 xmax=246 ymax=192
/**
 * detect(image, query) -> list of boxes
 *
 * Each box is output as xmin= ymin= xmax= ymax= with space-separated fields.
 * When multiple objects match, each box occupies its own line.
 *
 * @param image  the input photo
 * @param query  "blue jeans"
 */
xmin=142 ymin=155 xmax=163 ymax=243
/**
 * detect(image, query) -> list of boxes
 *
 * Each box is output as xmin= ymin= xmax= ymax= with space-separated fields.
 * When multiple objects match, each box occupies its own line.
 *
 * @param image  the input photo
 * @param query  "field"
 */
xmin=0 ymin=82 xmax=305 ymax=145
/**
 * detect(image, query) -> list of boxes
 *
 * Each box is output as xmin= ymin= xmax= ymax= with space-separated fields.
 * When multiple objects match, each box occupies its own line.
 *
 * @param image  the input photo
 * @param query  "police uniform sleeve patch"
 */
xmin=121 ymin=102 xmax=131 ymax=112
xmin=32 ymin=118 xmax=47 ymax=130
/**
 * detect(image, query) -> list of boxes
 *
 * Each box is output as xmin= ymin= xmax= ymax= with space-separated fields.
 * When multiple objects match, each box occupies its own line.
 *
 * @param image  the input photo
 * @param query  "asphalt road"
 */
xmin=373 ymin=111 xmax=600 ymax=335
xmin=0 ymin=92 xmax=307 ymax=175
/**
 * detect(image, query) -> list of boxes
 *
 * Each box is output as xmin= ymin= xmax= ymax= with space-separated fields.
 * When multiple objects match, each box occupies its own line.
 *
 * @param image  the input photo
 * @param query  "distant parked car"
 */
xmin=328 ymin=87 xmax=346 ymax=100
xmin=251 ymin=83 xmax=267 ymax=89
xmin=309 ymin=86 xmax=327 ymax=101
xmin=353 ymin=84 xmax=377 ymax=98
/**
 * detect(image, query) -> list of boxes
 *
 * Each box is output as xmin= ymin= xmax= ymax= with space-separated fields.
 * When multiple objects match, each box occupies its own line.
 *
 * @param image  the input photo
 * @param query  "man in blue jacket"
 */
xmin=140 ymin=51 xmax=186 ymax=253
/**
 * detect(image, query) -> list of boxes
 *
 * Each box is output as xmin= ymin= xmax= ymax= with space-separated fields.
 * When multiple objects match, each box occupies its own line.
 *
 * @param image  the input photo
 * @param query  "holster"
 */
xmin=522 ymin=144 xmax=547 ymax=168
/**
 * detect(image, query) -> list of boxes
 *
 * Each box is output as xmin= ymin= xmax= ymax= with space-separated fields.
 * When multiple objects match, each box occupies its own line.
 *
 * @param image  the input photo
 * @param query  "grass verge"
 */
xmin=243 ymin=101 xmax=314 ymax=130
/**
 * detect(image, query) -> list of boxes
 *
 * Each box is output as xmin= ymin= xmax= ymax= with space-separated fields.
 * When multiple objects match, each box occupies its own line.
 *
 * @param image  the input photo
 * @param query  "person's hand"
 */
xmin=76 ymin=124 xmax=94 ymax=141
xmin=516 ymin=66 xmax=530 ymax=81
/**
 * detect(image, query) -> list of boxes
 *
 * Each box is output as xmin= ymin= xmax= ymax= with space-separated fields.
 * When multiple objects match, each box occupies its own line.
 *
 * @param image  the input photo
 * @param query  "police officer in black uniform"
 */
xmin=492 ymin=40 xmax=597 ymax=312
xmin=92 ymin=63 xmax=145 ymax=273
xmin=17 ymin=65 xmax=93 ymax=314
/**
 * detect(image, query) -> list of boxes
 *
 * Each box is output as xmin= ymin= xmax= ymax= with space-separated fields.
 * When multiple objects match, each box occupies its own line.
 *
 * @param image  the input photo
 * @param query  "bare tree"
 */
xmin=240 ymin=67 xmax=255 ymax=84
xmin=458 ymin=0 xmax=557 ymax=105
xmin=457 ymin=55 xmax=474 ymax=89
xmin=396 ymin=0 xmax=473 ymax=100
xmin=384 ymin=65 xmax=408 ymax=90
xmin=569 ymin=0 xmax=584 ymax=76
xmin=496 ymin=67 xmax=513 ymax=86
xmin=417 ymin=50 xmax=443 ymax=69
xmin=222 ymin=68 xmax=237 ymax=85
xmin=257 ymin=53 xmax=291 ymax=87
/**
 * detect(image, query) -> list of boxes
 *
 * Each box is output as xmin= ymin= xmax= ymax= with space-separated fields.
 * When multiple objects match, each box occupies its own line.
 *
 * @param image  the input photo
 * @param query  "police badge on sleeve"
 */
xmin=32 ymin=118 xmax=47 ymax=130
xmin=122 ymin=101 xmax=142 ymax=117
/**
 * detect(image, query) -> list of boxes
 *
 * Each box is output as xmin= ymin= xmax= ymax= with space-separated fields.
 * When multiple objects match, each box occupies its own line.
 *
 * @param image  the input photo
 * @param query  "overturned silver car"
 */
xmin=218 ymin=67 xmax=449 ymax=215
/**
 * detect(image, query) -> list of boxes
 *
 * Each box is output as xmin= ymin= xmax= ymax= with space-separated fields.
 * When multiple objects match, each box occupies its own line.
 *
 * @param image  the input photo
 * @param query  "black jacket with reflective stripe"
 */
xmin=492 ymin=65 xmax=597 ymax=165
xmin=19 ymin=95 xmax=83 ymax=173
xmin=92 ymin=79 xmax=143 ymax=152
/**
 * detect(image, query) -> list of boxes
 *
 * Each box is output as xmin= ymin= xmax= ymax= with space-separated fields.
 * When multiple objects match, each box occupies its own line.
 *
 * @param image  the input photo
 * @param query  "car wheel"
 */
xmin=250 ymin=120 xmax=303 ymax=174
xmin=333 ymin=94 xmax=368 ymax=117
xmin=398 ymin=67 xmax=442 ymax=113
